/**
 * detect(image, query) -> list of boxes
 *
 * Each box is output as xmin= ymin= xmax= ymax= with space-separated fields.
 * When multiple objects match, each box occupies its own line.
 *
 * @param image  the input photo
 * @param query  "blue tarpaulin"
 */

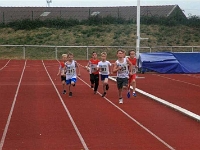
xmin=139 ymin=52 xmax=200 ymax=74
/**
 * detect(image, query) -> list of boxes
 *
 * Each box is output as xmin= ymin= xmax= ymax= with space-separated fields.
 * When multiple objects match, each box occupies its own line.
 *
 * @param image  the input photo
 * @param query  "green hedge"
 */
xmin=0 ymin=15 xmax=200 ymax=30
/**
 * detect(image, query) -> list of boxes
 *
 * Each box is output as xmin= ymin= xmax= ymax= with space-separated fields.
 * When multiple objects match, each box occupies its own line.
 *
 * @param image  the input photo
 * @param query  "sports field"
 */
xmin=0 ymin=59 xmax=200 ymax=150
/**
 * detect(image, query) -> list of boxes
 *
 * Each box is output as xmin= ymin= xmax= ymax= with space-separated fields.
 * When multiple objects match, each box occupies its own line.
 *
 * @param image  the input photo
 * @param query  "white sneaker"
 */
xmin=119 ymin=98 xmax=123 ymax=104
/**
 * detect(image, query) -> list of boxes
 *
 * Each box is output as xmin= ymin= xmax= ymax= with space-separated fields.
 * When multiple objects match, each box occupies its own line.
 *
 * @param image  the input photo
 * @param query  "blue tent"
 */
xmin=139 ymin=52 xmax=200 ymax=74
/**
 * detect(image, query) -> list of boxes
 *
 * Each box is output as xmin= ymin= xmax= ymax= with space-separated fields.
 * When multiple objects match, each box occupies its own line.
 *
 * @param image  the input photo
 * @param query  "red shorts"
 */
xmin=129 ymin=74 xmax=136 ymax=83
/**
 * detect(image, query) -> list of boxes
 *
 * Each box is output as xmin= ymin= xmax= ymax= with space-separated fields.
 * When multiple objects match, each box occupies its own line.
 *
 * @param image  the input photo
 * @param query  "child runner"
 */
xmin=127 ymin=50 xmax=138 ymax=98
xmin=113 ymin=49 xmax=133 ymax=104
xmin=86 ymin=52 xmax=100 ymax=94
xmin=65 ymin=52 xmax=80 ymax=97
xmin=97 ymin=52 xmax=113 ymax=97
xmin=56 ymin=54 xmax=68 ymax=94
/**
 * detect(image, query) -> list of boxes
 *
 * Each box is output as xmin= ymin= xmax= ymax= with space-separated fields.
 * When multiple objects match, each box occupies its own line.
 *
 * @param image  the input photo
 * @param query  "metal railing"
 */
xmin=0 ymin=45 xmax=200 ymax=60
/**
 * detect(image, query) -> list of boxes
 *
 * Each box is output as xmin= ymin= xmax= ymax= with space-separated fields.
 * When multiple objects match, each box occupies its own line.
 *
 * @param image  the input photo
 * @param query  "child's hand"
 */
xmin=117 ymin=66 xmax=122 ymax=70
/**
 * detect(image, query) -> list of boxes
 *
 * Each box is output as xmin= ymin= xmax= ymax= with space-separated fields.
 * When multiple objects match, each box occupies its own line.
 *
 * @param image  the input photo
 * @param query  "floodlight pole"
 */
xmin=136 ymin=0 xmax=140 ymax=59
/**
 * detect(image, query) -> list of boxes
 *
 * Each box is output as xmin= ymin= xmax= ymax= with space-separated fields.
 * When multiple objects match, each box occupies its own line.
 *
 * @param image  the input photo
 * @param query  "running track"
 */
xmin=0 ymin=60 xmax=199 ymax=150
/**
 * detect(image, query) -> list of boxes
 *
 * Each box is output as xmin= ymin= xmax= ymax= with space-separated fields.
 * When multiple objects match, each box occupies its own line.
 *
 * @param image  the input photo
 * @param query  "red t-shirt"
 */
xmin=60 ymin=61 xmax=65 ymax=68
xmin=128 ymin=57 xmax=137 ymax=65
xmin=89 ymin=59 xmax=99 ymax=74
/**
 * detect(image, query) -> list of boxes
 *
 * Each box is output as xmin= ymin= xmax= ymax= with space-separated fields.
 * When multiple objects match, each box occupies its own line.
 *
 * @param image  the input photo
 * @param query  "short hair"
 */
xmin=128 ymin=50 xmax=136 ymax=55
xmin=117 ymin=49 xmax=125 ymax=54
xmin=62 ymin=54 xmax=67 ymax=57
xmin=101 ymin=52 xmax=107 ymax=56
xmin=67 ymin=52 xmax=73 ymax=57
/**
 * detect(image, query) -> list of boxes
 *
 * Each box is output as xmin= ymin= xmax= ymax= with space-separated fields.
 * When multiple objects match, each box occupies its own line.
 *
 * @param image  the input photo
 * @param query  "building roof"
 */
xmin=0 ymin=5 xmax=185 ymax=23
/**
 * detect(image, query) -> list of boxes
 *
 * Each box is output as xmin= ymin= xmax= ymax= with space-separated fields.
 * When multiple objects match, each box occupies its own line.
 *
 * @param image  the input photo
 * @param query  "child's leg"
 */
xmin=90 ymin=74 xmax=95 ymax=87
xmin=94 ymin=74 xmax=99 ymax=92
xmin=131 ymin=79 xmax=136 ymax=93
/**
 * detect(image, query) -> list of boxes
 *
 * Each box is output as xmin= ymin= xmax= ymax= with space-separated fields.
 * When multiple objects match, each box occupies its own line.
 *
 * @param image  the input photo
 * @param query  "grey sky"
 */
xmin=1 ymin=0 xmax=199 ymax=17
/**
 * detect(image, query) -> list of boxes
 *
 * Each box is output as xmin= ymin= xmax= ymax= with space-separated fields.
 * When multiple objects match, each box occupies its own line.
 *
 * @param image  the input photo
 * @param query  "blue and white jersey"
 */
xmin=97 ymin=61 xmax=112 ymax=75
xmin=65 ymin=60 xmax=77 ymax=80
xmin=116 ymin=58 xmax=129 ymax=78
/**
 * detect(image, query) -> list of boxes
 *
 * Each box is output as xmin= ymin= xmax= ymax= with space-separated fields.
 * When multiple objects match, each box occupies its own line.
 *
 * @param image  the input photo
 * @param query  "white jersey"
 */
xmin=65 ymin=60 xmax=77 ymax=80
xmin=116 ymin=58 xmax=129 ymax=78
xmin=97 ymin=61 xmax=112 ymax=75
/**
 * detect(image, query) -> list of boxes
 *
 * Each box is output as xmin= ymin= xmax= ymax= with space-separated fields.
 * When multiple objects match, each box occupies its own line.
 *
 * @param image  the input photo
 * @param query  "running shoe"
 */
xmin=69 ymin=92 xmax=72 ymax=97
xmin=133 ymin=92 xmax=136 ymax=97
xmin=106 ymin=84 xmax=109 ymax=90
xmin=119 ymin=98 xmax=123 ymax=104
xmin=127 ymin=91 xmax=130 ymax=98
xmin=94 ymin=91 xmax=97 ymax=94
xmin=102 ymin=92 xmax=106 ymax=97
xmin=62 ymin=90 xmax=66 ymax=94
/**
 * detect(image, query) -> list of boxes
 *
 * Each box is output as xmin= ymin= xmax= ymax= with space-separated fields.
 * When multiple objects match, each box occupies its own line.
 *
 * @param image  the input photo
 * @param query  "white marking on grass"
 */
xmin=42 ymin=60 xmax=89 ymax=150
xmin=0 ymin=60 xmax=27 ymax=150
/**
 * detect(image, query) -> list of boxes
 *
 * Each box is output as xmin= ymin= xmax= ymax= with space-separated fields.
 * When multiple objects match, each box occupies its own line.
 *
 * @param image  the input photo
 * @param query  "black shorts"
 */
xmin=116 ymin=77 xmax=128 ymax=89
xmin=61 ymin=75 xmax=66 ymax=81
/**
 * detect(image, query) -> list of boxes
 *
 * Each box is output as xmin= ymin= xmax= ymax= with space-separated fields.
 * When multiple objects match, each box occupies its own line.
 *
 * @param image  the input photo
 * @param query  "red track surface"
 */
xmin=0 ymin=60 xmax=200 ymax=150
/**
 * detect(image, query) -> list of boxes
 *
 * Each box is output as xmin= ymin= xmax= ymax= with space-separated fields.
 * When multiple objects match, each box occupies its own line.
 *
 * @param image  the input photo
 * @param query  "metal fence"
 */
xmin=0 ymin=45 xmax=200 ymax=60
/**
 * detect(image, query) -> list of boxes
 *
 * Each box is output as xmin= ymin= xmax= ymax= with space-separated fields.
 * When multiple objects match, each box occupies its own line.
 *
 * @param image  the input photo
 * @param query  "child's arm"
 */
xmin=75 ymin=61 xmax=81 ymax=77
xmin=127 ymin=58 xmax=133 ymax=75
xmin=109 ymin=62 xmax=113 ymax=74
xmin=113 ymin=62 xmax=121 ymax=73
xmin=57 ymin=69 xmax=61 ymax=76
xmin=85 ymin=61 xmax=90 ymax=71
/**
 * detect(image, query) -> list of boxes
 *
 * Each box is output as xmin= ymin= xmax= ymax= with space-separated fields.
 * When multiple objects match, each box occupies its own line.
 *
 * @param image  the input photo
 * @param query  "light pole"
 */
xmin=136 ymin=0 xmax=140 ymax=59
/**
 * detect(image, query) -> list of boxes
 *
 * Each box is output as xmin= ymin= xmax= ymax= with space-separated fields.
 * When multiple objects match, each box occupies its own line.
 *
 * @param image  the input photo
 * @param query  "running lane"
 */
xmin=44 ymin=60 xmax=174 ymax=150
xmin=1 ymin=60 xmax=84 ymax=149
xmin=0 ymin=60 xmax=25 ymax=139
xmin=136 ymin=73 xmax=200 ymax=115
xmin=78 ymin=61 xmax=200 ymax=150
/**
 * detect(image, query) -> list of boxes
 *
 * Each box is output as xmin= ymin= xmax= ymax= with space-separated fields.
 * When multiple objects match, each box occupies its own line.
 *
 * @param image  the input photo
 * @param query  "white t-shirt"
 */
xmin=65 ymin=60 xmax=77 ymax=80
xmin=116 ymin=58 xmax=129 ymax=78
xmin=97 ymin=61 xmax=112 ymax=75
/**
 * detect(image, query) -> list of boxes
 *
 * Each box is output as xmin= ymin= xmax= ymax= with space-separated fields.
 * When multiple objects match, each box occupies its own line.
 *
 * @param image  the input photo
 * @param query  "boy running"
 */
xmin=86 ymin=52 xmax=100 ymax=94
xmin=56 ymin=54 xmax=68 ymax=94
xmin=127 ymin=50 xmax=138 ymax=98
xmin=65 ymin=52 xmax=80 ymax=97
xmin=113 ymin=49 xmax=133 ymax=104
xmin=97 ymin=52 xmax=113 ymax=97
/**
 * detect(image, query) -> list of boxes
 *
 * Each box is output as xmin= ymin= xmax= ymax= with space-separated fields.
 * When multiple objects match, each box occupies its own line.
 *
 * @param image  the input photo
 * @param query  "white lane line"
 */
xmin=0 ymin=60 xmax=27 ymax=150
xmin=0 ymin=59 xmax=11 ymax=71
xmin=109 ymin=76 xmax=200 ymax=122
xmin=42 ymin=60 xmax=89 ymax=150
xmin=152 ymin=74 xmax=200 ymax=88
xmin=76 ymin=70 xmax=175 ymax=150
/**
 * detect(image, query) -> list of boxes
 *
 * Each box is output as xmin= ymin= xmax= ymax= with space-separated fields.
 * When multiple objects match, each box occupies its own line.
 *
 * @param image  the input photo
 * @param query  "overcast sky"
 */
xmin=1 ymin=0 xmax=199 ymax=17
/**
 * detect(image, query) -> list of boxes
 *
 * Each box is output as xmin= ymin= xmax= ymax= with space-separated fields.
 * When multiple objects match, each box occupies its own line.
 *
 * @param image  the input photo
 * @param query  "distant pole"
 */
xmin=136 ymin=0 xmax=140 ymax=59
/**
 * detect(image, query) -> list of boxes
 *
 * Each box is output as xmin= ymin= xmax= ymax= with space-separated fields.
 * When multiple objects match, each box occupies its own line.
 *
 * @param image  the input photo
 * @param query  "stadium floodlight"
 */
xmin=46 ymin=0 xmax=52 ymax=7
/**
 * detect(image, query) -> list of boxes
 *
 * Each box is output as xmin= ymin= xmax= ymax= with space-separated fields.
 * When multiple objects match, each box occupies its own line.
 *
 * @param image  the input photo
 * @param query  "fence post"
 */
xmin=192 ymin=46 xmax=194 ymax=52
xmin=55 ymin=47 xmax=58 ymax=60
xmin=32 ymin=11 xmax=34 ymax=21
xmin=3 ymin=12 xmax=5 ymax=24
xmin=171 ymin=46 xmax=173 ymax=52
xmin=86 ymin=46 xmax=89 ymax=60
xmin=23 ymin=46 xmax=26 ymax=59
